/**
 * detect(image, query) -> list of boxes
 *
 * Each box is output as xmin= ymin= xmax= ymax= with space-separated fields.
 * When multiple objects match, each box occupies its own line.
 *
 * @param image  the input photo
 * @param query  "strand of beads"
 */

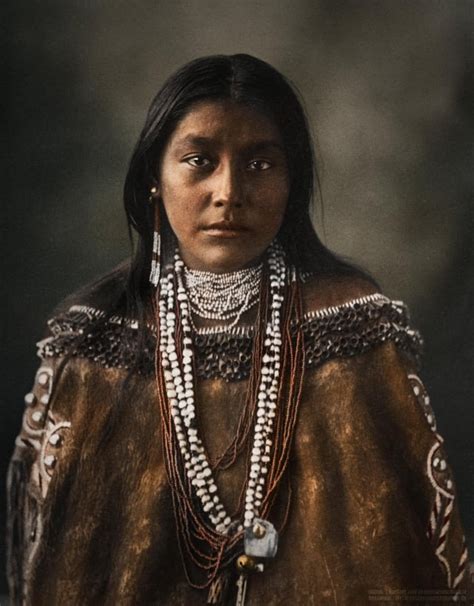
xmin=242 ymin=242 xmax=286 ymax=528
xmin=158 ymin=242 xmax=286 ymax=535
xmin=159 ymin=264 xmax=231 ymax=534
xmin=184 ymin=264 xmax=262 ymax=329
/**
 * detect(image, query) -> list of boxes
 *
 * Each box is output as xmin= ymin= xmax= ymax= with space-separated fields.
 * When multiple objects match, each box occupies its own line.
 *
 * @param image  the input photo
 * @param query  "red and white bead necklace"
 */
xmin=158 ymin=242 xmax=287 ymax=534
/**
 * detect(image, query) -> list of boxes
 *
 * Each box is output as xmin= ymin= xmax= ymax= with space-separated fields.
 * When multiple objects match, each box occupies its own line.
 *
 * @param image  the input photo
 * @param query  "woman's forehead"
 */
xmin=167 ymin=99 xmax=284 ymax=151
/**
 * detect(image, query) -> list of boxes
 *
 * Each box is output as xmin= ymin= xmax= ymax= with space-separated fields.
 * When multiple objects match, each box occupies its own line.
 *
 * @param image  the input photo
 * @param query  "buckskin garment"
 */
xmin=7 ymin=271 xmax=470 ymax=605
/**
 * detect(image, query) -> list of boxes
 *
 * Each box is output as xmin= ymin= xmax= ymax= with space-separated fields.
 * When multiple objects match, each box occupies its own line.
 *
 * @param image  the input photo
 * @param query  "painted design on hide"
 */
xmin=16 ymin=366 xmax=72 ymax=499
xmin=407 ymin=374 xmax=437 ymax=433
xmin=408 ymin=374 xmax=467 ymax=591
xmin=10 ymin=363 xmax=71 ymax=601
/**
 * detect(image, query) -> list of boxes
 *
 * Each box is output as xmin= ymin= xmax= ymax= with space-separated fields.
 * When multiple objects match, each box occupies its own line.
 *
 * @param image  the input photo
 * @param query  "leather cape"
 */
xmin=7 ymin=271 xmax=471 ymax=605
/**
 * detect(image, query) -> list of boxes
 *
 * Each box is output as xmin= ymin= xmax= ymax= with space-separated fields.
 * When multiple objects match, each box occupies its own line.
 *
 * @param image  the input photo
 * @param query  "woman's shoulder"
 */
xmin=300 ymin=270 xmax=380 ymax=315
xmin=36 ymin=260 xmax=152 ymax=371
xmin=297 ymin=269 xmax=423 ymax=370
xmin=51 ymin=260 xmax=130 ymax=318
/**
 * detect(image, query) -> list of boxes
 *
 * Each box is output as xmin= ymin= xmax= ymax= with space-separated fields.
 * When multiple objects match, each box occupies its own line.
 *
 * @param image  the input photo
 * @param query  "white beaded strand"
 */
xmin=159 ymin=264 xmax=230 ymax=534
xmin=243 ymin=243 xmax=286 ymax=527
xmin=158 ymin=241 xmax=287 ymax=534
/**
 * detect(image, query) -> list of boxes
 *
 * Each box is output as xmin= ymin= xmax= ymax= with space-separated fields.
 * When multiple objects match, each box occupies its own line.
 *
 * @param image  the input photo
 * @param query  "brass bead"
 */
xmin=236 ymin=554 xmax=256 ymax=572
xmin=253 ymin=522 xmax=266 ymax=539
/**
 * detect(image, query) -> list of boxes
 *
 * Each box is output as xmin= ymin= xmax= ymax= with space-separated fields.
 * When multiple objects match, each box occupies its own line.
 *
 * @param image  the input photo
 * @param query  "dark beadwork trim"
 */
xmin=37 ymin=295 xmax=423 ymax=382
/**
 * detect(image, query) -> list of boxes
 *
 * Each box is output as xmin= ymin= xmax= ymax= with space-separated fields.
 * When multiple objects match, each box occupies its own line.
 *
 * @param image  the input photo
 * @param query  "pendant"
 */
xmin=244 ymin=519 xmax=278 ymax=558
xmin=232 ymin=519 xmax=279 ymax=604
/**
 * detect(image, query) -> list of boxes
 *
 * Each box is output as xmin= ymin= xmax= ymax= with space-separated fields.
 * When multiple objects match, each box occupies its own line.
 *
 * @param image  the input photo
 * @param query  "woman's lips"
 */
xmin=202 ymin=223 xmax=248 ymax=238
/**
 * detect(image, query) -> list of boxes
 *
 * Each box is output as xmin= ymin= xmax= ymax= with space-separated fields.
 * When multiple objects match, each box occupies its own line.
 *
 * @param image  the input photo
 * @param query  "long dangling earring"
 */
xmin=149 ymin=187 xmax=161 ymax=287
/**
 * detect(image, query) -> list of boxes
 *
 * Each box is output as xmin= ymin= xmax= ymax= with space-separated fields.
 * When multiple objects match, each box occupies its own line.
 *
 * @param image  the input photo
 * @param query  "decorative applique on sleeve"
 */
xmin=408 ymin=374 xmax=470 ymax=594
xmin=7 ymin=359 xmax=71 ymax=606
xmin=37 ymin=295 xmax=423 ymax=381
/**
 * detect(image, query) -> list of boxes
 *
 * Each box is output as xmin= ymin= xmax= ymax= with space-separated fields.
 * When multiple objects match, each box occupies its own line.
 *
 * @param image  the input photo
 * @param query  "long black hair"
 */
xmin=121 ymin=53 xmax=373 ymax=322
xmin=55 ymin=54 xmax=375 ymax=446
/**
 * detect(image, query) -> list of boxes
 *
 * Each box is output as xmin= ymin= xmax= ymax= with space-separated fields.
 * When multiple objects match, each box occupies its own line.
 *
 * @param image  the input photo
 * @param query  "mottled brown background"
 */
xmin=3 ymin=0 xmax=473 ymax=593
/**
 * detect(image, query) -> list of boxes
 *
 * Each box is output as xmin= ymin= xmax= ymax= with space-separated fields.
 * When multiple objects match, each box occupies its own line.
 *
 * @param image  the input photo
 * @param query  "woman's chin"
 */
xmin=181 ymin=248 xmax=264 ymax=274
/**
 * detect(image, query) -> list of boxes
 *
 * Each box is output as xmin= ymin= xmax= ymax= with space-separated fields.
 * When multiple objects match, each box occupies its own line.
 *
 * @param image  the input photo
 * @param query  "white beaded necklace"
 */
xmin=184 ymin=263 xmax=262 ymax=330
xmin=158 ymin=242 xmax=287 ymax=534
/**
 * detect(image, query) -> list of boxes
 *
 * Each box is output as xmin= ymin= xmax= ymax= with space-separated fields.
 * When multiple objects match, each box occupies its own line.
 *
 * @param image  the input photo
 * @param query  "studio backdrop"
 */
xmin=3 ymin=0 xmax=473 ymax=595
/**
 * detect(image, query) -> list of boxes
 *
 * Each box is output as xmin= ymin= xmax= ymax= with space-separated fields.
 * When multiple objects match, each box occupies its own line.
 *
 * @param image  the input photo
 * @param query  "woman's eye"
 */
xmin=185 ymin=155 xmax=211 ymax=168
xmin=248 ymin=159 xmax=272 ymax=171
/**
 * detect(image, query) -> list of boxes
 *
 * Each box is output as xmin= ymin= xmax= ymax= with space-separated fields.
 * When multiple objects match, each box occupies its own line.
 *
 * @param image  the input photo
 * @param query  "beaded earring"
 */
xmin=149 ymin=186 xmax=161 ymax=287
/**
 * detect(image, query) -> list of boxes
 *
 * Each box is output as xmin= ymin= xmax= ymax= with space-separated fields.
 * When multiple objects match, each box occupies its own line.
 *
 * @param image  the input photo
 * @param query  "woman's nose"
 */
xmin=211 ymin=162 xmax=243 ymax=209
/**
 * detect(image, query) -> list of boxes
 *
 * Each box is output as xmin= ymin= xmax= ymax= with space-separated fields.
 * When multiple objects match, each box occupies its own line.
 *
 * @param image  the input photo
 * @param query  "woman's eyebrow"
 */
xmin=173 ymin=135 xmax=285 ymax=154
xmin=245 ymin=141 xmax=285 ymax=154
xmin=174 ymin=135 xmax=212 ymax=150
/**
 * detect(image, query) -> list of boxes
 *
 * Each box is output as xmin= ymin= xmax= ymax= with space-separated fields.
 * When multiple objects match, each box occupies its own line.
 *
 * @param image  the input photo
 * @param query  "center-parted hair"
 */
xmin=53 ymin=54 xmax=374 ymax=448
xmin=123 ymin=53 xmax=369 ymax=315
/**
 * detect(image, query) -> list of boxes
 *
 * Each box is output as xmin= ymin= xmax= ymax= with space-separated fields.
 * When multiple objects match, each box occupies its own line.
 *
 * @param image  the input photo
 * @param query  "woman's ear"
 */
xmin=149 ymin=185 xmax=160 ymax=203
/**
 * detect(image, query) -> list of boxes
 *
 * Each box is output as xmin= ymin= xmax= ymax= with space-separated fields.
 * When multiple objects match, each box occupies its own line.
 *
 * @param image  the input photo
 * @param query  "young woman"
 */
xmin=7 ymin=54 xmax=469 ymax=605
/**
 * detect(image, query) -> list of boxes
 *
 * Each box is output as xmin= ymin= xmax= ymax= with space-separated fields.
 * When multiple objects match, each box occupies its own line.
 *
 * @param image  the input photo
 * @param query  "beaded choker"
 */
xmin=153 ymin=242 xmax=306 ymax=599
xmin=184 ymin=263 xmax=262 ymax=330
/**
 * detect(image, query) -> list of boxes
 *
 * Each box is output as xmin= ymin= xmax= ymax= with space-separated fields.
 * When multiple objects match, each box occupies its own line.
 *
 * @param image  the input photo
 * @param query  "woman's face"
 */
xmin=157 ymin=99 xmax=289 ymax=273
